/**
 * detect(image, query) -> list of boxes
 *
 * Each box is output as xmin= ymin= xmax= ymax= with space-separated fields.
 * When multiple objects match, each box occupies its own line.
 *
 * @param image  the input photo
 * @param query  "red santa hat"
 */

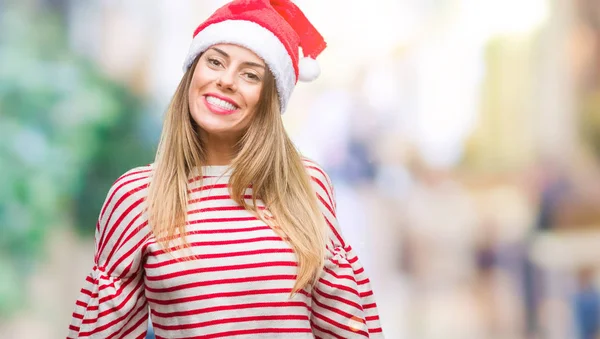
xmin=183 ymin=0 xmax=326 ymax=113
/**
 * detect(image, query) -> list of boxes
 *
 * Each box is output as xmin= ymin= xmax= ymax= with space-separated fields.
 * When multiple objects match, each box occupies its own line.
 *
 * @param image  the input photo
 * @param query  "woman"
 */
xmin=67 ymin=0 xmax=383 ymax=338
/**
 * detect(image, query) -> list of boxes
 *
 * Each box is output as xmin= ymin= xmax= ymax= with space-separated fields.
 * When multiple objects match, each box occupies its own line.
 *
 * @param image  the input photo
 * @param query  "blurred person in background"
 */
xmin=573 ymin=267 xmax=600 ymax=339
xmin=65 ymin=0 xmax=383 ymax=338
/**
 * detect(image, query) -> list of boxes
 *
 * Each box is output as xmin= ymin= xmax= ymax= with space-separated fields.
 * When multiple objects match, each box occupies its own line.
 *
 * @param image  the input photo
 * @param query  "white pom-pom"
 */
xmin=298 ymin=57 xmax=321 ymax=82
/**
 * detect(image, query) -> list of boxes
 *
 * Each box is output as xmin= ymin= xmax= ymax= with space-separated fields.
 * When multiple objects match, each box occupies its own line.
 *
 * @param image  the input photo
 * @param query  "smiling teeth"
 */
xmin=206 ymin=96 xmax=237 ymax=111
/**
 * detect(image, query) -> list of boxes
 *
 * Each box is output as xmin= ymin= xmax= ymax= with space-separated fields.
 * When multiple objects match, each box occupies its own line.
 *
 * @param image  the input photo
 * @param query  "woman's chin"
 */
xmin=194 ymin=118 xmax=243 ymax=139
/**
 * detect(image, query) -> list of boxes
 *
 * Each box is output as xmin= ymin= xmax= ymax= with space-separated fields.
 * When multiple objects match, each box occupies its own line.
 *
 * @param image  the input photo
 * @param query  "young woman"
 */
xmin=67 ymin=1 xmax=383 ymax=338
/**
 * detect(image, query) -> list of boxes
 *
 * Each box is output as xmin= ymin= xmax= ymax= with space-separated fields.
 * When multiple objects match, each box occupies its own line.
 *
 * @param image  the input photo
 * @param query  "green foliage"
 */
xmin=0 ymin=4 xmax=156 ymax=316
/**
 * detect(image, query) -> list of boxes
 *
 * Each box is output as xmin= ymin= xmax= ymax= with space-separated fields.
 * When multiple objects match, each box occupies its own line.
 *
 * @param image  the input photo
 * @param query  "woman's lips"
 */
xmin=202 ymin=95 xmax=240 ymax=115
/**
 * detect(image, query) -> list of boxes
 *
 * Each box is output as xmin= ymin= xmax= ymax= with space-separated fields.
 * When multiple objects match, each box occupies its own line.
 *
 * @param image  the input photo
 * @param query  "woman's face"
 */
xmin=188 ymin=44 xmax=266 ymax=140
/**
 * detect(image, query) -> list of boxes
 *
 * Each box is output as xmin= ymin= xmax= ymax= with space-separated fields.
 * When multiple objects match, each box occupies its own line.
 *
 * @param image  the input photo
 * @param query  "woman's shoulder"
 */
xmin=95 ymin=165 xmax=153 ymax=272
xmin=301 ymin=157 xmax=336 ymax=207
xmin=302 ymin=157 xmax=332 ymax=188
xmin=113 ymin=163 xmax=153 ymax=186
xmin=105 ymin=164 xmax=154 ymax=202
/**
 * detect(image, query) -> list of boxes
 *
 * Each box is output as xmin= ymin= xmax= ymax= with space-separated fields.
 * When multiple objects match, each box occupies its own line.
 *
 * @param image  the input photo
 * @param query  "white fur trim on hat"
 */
xmin=183 ymin=20 xmax=296 ymax=113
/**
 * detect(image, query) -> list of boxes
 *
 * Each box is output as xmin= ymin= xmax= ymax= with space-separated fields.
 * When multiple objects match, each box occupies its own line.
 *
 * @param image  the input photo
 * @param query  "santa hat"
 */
xmin=183 ymin=0 xmax=326 ymax=113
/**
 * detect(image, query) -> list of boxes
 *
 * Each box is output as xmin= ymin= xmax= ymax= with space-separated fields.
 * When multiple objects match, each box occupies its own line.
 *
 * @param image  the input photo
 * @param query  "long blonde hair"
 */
xmin=146 ymin=56 xmax=327 ymax=294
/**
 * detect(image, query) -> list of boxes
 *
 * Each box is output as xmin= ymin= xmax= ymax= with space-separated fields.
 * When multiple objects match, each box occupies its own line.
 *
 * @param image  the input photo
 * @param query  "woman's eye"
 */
xmin=208 ymin=58 xmax=222 ymax=67
xmin=244 ymin=73 xmax=260 ymax=81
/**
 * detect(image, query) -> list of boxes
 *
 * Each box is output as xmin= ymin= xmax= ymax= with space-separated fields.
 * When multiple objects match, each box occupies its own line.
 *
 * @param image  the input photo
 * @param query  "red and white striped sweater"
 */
xmin=67 ymin=160 xmax=384 ymax=338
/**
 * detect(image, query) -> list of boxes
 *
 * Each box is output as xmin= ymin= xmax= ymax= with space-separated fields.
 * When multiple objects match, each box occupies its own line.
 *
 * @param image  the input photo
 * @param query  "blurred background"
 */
xmin=1 ymin=0 xmax=600 ymax=338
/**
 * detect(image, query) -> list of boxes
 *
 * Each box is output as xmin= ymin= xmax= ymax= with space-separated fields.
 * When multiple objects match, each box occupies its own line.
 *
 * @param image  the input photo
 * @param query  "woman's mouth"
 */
xmin=203 ymin=95 xmax=240 ymax=115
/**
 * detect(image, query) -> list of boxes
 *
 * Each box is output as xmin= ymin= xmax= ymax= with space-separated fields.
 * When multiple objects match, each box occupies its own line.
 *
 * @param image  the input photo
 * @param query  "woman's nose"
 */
xmin=216 ymin=70 xmax=237 ymax=92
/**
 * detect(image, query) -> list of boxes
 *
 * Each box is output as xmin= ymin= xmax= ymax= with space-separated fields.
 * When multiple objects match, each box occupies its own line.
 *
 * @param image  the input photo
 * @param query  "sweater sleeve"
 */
xmin=304 ymin=160 xmax=384 ymax=338
xmin=67 ymin=166 xmax=153 ymax=339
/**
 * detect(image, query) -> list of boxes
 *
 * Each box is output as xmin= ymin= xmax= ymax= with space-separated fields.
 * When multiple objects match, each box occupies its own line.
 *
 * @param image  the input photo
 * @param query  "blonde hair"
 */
xmin=147 ymin=56 xmax=327 ymax=294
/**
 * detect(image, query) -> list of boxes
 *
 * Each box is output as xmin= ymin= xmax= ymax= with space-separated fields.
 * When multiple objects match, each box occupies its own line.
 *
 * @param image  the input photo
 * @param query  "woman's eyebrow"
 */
xmin=209 ymin=47 xmax=265 ymax=69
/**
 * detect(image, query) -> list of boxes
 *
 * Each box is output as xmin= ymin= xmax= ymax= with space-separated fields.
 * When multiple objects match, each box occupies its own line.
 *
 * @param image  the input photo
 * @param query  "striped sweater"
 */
xmin=67 ymin=160 xmax=384 ymax=338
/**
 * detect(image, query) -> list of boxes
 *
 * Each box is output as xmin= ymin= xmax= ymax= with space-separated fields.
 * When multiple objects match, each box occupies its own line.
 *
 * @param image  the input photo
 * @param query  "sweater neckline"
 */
xmin=200 ymin=165 xmax=232 ymax=177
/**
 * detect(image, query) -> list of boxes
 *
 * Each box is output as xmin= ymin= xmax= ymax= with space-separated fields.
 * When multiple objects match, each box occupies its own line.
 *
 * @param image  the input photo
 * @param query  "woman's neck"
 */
xmin=201 ymin=131 xmax=238 ymax=166
xmin=204 ymin=151 xmax=233 ymax=166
